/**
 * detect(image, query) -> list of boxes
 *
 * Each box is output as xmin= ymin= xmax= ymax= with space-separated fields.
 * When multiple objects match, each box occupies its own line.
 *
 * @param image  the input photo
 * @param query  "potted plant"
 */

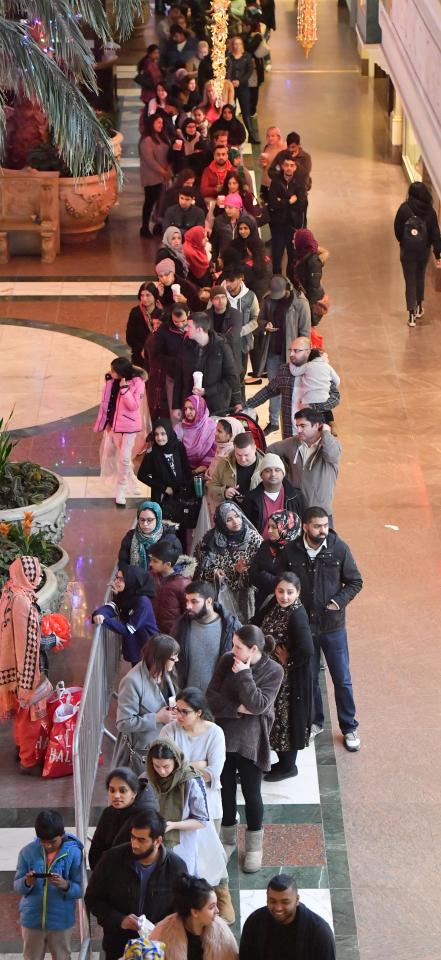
xmin=0 ymin=412 xmax=69 ymax=543
xmin=0 ymin=513 xmax=68 ymax=610
xmin=25 ymin=110 xmax=124 ymax=243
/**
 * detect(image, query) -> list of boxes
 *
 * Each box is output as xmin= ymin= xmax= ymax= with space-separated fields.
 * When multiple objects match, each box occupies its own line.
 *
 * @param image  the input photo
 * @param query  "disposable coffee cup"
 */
xmin=217 ymin=194 xmax=225 ymax=207
xmin=173 ymin=139 xmax=183 ymax=150
xmin=193 ymin=371 xmax=203 ymax=389
xmin=194 ymin=475 xmax=204 ymax=497
xmin=171 ymin=283 xmax=181 ymax=299
xmin=168 ymin=696 xmax=176 ymax=709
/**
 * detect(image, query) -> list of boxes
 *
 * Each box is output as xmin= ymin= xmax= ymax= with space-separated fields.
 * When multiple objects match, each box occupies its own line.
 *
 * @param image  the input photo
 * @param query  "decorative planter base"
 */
xmin=48 ymin=547 xmax=70 ymax=610
xmin=0 ymin=470 xmax=70 ymax=543
xmin=59 ymin=168 xmax=118 ymax=243
xmin=36 ymin=568 xmax=59 ymax=612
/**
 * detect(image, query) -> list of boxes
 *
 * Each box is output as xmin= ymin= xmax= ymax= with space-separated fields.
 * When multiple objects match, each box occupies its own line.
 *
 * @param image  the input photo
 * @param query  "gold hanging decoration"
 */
xmin=209 ymin=0 xmax=231 ymax=105
xmin=297 ymin=0 xmax=318 ymax=58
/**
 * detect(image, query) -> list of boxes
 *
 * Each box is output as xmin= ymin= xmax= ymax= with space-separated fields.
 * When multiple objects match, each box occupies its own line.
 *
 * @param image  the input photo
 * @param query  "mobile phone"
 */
xmin=32 ymin=872 xmax=51 ymax=879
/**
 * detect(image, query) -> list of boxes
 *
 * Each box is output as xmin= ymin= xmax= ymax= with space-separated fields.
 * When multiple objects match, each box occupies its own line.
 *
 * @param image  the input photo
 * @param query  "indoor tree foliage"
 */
xmin=0 ymin=0 xmax=143 ymax=179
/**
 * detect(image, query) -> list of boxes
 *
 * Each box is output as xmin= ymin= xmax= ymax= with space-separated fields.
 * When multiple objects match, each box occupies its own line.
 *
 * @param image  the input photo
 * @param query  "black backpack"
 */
xmin=401 ymin=214 xmax=428 ymax=254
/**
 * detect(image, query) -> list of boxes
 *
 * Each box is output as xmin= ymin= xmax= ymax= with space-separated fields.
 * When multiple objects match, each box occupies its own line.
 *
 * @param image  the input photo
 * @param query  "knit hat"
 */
xmin=269 ymin=275 xmax=288 ymax=300
xmin=155 ymin=258 xmax=176 ymax=275
xmin=259 ymin=453 xmax=285 ymax=476
xmin=224 ymin=192 xmax=243 ymax=210
xmin=211 ymin=285 xmax=227 ymax=298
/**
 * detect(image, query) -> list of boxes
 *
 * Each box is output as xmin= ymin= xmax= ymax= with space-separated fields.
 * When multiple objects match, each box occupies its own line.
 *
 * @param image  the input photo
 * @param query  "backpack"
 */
xmin=401 ymin=215 xmax=428 ymax=254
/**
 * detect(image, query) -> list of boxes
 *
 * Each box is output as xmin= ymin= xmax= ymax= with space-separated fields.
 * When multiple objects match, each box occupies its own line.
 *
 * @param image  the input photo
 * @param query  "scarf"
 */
xmin=181 ymin=395 xmax=217 ymax=469
xmin=146 ymin=738 xmax=199 ymax=847
xmin=268 ymin=510 xmax=302 ymax=554
xmin=115 ymin=564 xmax=155 ymax=616
xmin=150 ymin=419 xmax=189 ymax=488
xmin=130 ymin=500 xmax=164 ymax=568
xmin=183 ymin=226 xmax=210 ymax=280
xmin=161 ymin=227 xmax=189 ymax=277
xmin=293 ymin=228 xmax=319 ymax=264
xmin=213 ymin=417 xmax=245 ymax=461
xmin=211 ymin=502 xmax=255 ymax=550
xmin=0 ymin=556 xmax=42 ymax=718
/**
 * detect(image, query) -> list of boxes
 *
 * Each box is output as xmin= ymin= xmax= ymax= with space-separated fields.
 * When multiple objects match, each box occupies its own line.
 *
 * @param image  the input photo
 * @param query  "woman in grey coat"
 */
xmin=112 ymin=633 xmax=180 ymax=775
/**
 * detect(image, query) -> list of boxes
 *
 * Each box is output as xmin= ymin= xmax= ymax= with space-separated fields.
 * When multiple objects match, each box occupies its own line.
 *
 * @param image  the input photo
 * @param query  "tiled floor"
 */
xmin=1 ymin=1 xmax=441 ymax=959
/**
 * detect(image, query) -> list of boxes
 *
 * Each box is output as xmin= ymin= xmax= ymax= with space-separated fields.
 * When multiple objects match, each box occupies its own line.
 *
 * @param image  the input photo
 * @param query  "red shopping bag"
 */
xmin=42 ymin=700 xmax=80 ymax=778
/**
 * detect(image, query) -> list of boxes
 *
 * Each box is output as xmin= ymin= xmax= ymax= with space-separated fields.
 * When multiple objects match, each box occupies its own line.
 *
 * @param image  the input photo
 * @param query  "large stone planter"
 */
xmin=59 ymin=167 xmax=118 ymax=243
xmin=36 ymin=567 xmax=59 ymax=612
xmin=0 ymin=470 xmax=70 ymax=543
xmin=48 ymin=546 xmax=70 ymax=610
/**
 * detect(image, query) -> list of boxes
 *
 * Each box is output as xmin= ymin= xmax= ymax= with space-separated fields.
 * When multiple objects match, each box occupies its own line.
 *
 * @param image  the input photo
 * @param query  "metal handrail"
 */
xmin=73 ymin=576 xmax=121 ymax=959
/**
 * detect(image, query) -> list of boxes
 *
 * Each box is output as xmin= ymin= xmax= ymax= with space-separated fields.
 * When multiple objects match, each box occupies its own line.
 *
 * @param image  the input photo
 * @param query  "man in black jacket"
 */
xmin=242 ymin=453 xmax=304 ymax=534
xmin=176 ymin=581 xmax=241 ymax=693
xmin=85 ymin=810 xmax=186 ymax=960
xmin=240 ymin=873 xmax=335 ymax=960
xmin=172 ymin=312 xmax=241 ymax=415
xmin=206 ymin=286 xmax=243 ymax=376
xmin=282 ymin=506 xmax=363 ymax=752
xmin=162 ymin=187 xmax=205 ymax=233
xmin=268 ymin=154 xmax=307 ymax=274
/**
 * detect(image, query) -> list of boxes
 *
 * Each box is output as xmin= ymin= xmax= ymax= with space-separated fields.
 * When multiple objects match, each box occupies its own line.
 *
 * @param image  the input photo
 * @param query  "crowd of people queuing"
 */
xmin=0 ymin=3 xmax=374 ymax=960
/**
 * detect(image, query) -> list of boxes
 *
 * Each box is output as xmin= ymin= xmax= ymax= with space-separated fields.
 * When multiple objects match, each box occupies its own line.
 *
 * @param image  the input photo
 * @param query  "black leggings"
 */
xmin=221 ymin=751 xmax=263 ymax=831
xmin=142 ymin=183 xmax=162 ymax=231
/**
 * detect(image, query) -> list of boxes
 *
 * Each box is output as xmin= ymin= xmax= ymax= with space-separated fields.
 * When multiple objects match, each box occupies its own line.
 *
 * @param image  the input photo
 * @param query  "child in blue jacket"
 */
xmin=14 ymin=808 xmax=83 ymax=960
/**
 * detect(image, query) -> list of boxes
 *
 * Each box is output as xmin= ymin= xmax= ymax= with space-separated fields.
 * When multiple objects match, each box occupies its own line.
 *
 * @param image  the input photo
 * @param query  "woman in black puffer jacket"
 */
xmin=394 ymin=181 xmax=441 ymax=327
xmin=89 ymin=766 xmax=158 ymax=869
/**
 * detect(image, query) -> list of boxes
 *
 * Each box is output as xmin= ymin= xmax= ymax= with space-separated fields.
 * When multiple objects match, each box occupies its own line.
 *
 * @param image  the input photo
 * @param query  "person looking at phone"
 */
xmin=14 ymin=808 xmax=83 ymax=960
xmin=269 ymin=408 xmax=342 ymax=525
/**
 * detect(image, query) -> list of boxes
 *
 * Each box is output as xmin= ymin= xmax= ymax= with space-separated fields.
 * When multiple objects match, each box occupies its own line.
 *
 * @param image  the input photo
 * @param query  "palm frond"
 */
xmin=0 ymin=19 xmax=122 ymax=183
xmin=111 ymin=0 xmax=144 ymax=41
xmin=67 ymin=0 xmax=111 ymax=41
xmin=1 ymin=0 xmax=98 ymax=90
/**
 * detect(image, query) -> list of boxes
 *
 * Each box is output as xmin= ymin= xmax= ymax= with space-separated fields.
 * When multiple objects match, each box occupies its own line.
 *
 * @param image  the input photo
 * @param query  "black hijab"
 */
xmin=150 ymin=419 xmax=191 ymax=486
xmin=115 ymin=563 xmax=156 ymax=615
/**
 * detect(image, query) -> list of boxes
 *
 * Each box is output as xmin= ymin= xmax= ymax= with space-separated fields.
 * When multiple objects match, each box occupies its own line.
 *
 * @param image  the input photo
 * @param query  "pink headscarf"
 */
xmin=181 ymin=395 xmax=217 ymax=468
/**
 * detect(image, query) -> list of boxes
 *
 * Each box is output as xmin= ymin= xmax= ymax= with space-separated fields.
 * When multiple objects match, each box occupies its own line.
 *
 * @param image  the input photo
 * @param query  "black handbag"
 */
xmin=161 ymin=493 xmax=201 ymax=528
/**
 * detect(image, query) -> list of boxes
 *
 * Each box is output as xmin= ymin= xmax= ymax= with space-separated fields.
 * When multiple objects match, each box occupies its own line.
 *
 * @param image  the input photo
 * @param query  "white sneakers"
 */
xmin=344 ymin=731 xmax=361 ymax=752
xmin=309 ymin=724 xmax=324 ymax=740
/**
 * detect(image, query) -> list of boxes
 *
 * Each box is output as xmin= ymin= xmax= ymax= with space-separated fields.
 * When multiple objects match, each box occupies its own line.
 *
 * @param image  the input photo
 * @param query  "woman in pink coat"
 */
xmin=94 ymin=357 xmax=147 ymax=507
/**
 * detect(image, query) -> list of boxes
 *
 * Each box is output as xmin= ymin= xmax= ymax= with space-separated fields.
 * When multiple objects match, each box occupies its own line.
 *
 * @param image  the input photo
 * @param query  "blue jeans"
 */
xmin=266 ymin=353 xmax=283 ymax=426
xmin=313 ymin=627 xmax=358 ymax=733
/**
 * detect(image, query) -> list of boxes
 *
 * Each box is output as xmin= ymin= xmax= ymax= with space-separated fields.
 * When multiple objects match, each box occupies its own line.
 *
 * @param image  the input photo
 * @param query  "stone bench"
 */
xmin=0 ymin=168 xmax=60 ymax=262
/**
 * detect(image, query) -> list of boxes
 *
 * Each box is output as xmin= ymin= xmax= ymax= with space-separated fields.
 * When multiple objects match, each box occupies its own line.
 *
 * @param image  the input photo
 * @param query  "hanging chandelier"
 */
xmin=297 ymin=0 xmax=318 ymax=58
xmin=209 ymin=0 xmax=230 ymax=104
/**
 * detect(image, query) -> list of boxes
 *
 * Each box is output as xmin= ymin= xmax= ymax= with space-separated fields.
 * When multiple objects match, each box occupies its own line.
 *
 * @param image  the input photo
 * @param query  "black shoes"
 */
xmin=263 ymin=423 xmax=278 ymax=436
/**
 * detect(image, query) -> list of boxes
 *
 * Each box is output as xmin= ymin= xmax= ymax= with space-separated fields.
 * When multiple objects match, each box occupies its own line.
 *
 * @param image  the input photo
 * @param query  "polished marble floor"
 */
xmin=1 ymin=1 xmax=441 ymax=958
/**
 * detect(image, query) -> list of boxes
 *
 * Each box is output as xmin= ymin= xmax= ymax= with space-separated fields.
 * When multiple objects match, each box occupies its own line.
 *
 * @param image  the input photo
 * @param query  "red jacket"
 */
xmin=200 ymin=160 xmax=234 ymax=199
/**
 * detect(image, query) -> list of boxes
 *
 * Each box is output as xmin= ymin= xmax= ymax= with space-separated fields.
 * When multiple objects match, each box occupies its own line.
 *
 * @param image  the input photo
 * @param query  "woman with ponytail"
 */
xmin=151 ymin=873 xmax=238 ymax=960
xmin=206 ymin=625 xmax=283 ymax=873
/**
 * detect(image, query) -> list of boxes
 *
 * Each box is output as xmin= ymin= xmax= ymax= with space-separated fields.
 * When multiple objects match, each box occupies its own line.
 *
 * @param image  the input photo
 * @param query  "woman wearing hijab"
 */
xmin=156 ymin=226 xmax=189 ymax=279
xmin=208 ymin=417 xmax=245 ymax=465
xmin=147 ymin=739 xmax=227 ymax=885
xmin=119 ymin=500 xmax=181 ymax=568
xmin=0 ymin=556 xmax=50 ymax=774
xmin=138 ymin=419 xmax=194 ymax=505
xmin=230 ymin=213 xmax=271 ymax=303
xmin=249 ymin=510 xmax=302 ymax=615
xmin=92 ymin=564 xmax=158 ymax=666
xmin=253 ymin=573 xmax=314 ymax=782
xmin=210 ymin=104 xmax=247 ymax=147
xmin=126 ymin=282 xmax=162 ymax=368
xmin=194 ymin=502 xmax=262 ymax=621
xmin=291 ymin=228 xmax=330 ymax=325
xmin=182 ymin=226 xmax=211 ymax=287
xmin=179 ymin=396 xmax=217 ymax=470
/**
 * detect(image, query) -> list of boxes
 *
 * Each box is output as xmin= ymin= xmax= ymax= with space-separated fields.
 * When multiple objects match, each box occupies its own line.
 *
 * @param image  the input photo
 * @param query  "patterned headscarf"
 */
xmin=268 ymin=510 xmax=301 ymax=546
xmin=130 ymin=500 xmax=164 ymax=568
xmin=0 ymin=556 xmax=42 ymax=718
xmin=212 ymin=501 xmax=256 ymax=549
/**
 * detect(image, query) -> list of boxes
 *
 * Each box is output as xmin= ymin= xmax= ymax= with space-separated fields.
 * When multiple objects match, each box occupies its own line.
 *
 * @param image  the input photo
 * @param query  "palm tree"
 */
xmin=0 ymin=0 xmax=144 ymax=178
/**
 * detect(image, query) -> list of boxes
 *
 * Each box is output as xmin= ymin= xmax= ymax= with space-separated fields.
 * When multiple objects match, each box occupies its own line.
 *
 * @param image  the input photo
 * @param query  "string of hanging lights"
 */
xmin=297 ymin=0 xmax=318 ymax=58
xmin=209 ymin=0 xmax=230 ymax=104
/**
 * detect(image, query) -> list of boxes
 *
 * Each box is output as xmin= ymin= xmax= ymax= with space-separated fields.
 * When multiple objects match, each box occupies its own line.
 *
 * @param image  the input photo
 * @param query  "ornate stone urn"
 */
xmin=57 ymin=131 xmax=123 ymax=244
